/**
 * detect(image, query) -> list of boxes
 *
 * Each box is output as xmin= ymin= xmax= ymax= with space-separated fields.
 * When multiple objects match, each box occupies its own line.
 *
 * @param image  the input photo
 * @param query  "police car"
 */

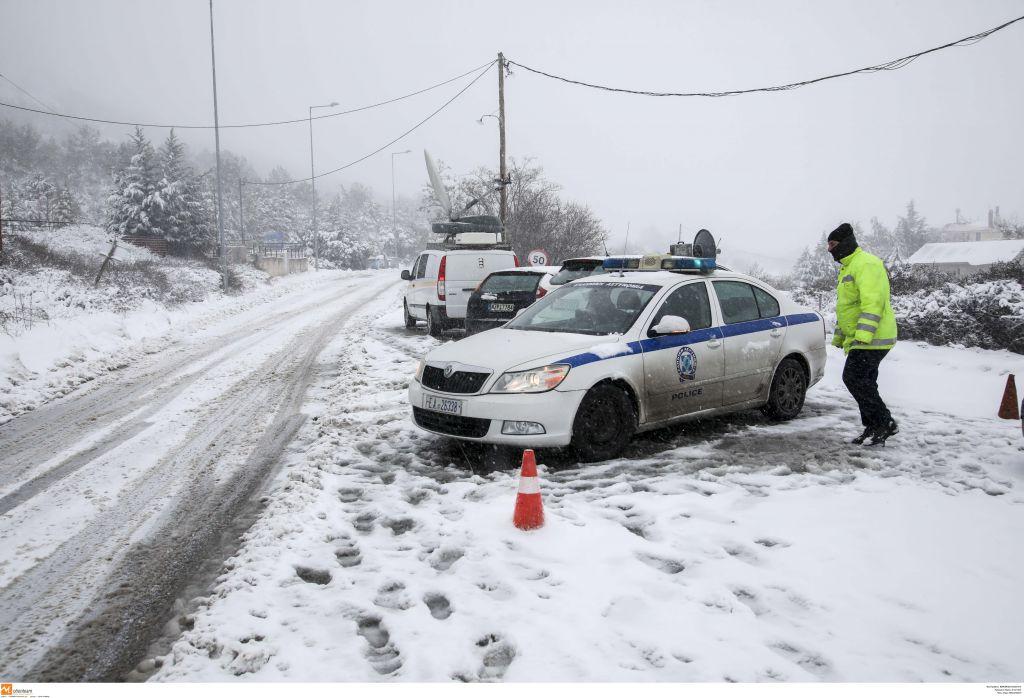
xmin=409 ymin=246 xmax=827 ymax=461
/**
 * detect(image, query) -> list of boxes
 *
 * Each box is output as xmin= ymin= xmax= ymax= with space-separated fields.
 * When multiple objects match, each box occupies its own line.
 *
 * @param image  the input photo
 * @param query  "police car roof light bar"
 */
xmin=602 ymin=255 xmax=716 ymax=274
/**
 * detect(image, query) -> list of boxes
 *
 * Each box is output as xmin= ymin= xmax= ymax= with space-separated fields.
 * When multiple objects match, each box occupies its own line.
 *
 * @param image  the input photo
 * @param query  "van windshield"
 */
xmin=550 ymin=259 xmax=605 ymax=285
xmin=506 ymin=282 xmax=659 ymax=335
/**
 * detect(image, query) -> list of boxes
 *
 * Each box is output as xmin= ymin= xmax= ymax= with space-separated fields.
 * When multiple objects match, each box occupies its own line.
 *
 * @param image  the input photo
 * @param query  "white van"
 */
xmin=402 ymin=247 xmax=519 ymax=336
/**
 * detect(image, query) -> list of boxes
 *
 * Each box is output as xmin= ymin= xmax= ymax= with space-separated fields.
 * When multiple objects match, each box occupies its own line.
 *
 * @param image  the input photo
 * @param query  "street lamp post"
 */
xmin=391 ymin=149 xmax=411 ymax=261
xmin=308 ymin=101 xmax=337 ymax=270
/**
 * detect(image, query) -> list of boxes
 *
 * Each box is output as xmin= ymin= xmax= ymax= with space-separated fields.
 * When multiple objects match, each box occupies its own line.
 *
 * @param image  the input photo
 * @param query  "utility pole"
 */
xmin=497 ymin=52 xmax=508 ymax=229
xmin=238 ymin=178 xmax=244 ymax=245
xmin=208 ymin=0 xmax=228 ymax=292
xmin=391 ymin=149 xmax=411 ymax=260
xmin=308 ymin=101 xmax=338 ymax=271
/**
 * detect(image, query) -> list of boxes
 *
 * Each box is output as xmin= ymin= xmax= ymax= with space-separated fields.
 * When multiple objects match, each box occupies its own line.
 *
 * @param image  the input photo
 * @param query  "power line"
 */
xmin=245 ymin=61 xmax=496 ymax=186
xmin=0 ymin=59 xmax=495 ymax=130
xmin=507 ymin=14 xmax=1024 ymax=98
xmin=0 ymin=70 xmax=80 ymax=129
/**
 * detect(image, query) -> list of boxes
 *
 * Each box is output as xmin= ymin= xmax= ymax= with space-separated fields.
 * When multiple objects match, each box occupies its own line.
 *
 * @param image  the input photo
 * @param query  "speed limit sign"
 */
xmin=527 ymin=249 xmax=549 ymax=267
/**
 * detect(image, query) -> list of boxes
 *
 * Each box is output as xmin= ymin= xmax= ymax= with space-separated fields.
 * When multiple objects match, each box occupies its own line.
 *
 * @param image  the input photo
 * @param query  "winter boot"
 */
xmin=868 ymin=419 xmax=899 ymax=447
xmin=851 ymin=426 xmax=874 ymax=445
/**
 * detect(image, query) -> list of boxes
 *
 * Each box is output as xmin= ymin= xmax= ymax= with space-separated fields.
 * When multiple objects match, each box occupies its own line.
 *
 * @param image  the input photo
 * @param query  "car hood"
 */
xmin=424 ymin=329 xmax=631 ymax=373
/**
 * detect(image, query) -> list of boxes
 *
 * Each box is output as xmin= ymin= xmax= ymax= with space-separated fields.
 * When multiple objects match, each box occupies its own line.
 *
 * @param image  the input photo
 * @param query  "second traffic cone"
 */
xmin=513 ymin=449 xmax=544 ymax=531
xmin=998 ymin=374 xmax=1020 ymax=420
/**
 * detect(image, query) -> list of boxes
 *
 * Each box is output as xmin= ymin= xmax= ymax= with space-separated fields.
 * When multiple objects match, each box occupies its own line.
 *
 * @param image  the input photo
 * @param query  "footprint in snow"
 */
xmin=428 ymin=547 xmax=464 ymax=572
xmin=352 ymin=511 xmax=377 ymax=534
xmin=374 ymin=581 xmax=414 ymax=610
xmin=423 ymin=592 xmax=452 ymax=620
xmin=338 ymin=488 xmax=363 ymax=504
xmin=635 ymin=552 xmax=686 ymax=574
xmin=476 ymin=633 xmax=517 ymax=681
xmin=383 ymin=517 xmax=416 ymax=536
xmin=294 ymin=565 xmax=332 ymax=585
xmin=356 ymin=616 xmax=403 ymax=676
xmin=335 ymin=540 xmax=362 ymax=568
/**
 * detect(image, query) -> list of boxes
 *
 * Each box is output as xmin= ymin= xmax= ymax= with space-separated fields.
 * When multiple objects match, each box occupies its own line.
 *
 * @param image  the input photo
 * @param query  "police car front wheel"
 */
xmin=571 ymin=383 xmax=636 ymax=462
xmin=763 ymin=357 xmax=807 ymax=421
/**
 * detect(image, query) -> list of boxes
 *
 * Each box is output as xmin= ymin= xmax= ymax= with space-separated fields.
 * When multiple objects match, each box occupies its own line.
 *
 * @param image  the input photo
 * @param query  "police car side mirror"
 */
xmin=649 ymin=315 xmax=691 ymax=337
xmin=401 ymin=269 xmax=412 ymax=281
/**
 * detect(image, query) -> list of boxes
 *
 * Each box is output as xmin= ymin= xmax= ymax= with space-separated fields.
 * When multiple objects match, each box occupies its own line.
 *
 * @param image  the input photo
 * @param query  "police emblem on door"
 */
xmin=676 ymin=347 xmax=697 ymax=382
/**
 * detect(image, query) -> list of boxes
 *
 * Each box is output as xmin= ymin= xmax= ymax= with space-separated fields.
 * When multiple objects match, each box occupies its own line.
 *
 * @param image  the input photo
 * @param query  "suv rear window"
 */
xmin=480 ymin=272 xmax=541 ymax=294
xmin=550 ymin=260 xmax=605 ymax=285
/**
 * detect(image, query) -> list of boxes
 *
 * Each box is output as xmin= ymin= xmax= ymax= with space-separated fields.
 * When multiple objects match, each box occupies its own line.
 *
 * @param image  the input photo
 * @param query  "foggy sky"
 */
xmin=1 ymin=0 xmax=1022 ymax=265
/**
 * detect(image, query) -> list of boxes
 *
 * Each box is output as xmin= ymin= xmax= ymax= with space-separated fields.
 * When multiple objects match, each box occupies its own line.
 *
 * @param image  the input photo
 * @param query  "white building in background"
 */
xmin=907 ymin=238 xmax=1024 ymax=277
xmin=932 ymin=207 xmax=1004 ymax=243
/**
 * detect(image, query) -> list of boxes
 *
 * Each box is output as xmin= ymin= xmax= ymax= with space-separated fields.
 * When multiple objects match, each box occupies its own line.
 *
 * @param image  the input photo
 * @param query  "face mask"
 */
xmin=829 ymin=237 xmax=857 ymax=262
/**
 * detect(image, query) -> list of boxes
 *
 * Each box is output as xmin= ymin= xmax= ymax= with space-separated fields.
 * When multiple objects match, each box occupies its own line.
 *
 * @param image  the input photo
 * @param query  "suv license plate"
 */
xmin=489 ymin=303 xmax=515 ymax=313
xmin=423 ymin=394 xmax=463 ymax=416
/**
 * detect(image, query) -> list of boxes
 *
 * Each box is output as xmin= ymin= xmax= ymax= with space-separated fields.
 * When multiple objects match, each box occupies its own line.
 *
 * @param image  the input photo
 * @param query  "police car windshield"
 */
xmin=506 ymin=281 xmax=659 ymax=335
xmin=550 ymin=260 xmax=606 ymax=285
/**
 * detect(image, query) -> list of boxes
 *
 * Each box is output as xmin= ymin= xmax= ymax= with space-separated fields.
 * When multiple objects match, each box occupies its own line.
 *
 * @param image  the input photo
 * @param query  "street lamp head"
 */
xmin=328 ymin=101 xmax=339 ymax=107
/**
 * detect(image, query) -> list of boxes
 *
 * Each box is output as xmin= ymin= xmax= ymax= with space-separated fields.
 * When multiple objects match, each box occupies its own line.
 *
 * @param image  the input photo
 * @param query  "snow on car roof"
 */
xmin=492 ymin=266 xmax=561 ymax=275
xmin=573 ymin=268 xmax=751 ymax=288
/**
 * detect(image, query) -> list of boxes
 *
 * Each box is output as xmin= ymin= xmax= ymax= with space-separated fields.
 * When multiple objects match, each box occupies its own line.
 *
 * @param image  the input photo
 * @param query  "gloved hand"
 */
xmin=831 ymin=333 xmax=844 ymax=348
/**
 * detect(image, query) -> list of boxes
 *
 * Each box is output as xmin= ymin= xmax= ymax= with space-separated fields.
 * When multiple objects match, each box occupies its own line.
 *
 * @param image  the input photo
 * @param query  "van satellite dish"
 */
xmin=424 ymin=150 xmax=452 ymax=220
xmin=693 ymin=229 xmax=717 ymax=260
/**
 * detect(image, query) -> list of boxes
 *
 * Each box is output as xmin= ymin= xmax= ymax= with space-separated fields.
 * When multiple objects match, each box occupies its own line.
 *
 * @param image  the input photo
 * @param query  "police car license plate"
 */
xmin=422 ymin=394 xmax=463 ymax=416
xmin=489 ymin=303 xmax=515 ymax=313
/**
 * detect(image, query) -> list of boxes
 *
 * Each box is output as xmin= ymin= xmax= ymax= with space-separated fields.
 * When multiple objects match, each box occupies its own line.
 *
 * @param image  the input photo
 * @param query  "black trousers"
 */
xmin=842 ymin=349 xmax=892 ymax=429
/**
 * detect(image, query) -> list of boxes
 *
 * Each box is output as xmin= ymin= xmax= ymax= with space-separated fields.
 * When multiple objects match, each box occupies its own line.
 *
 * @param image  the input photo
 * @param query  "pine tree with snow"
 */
xmin=157 ymin=130 xmax=212 ymax=252
xmin=792 ymin=233 xmax=836 ymax=292
xmin=106 ymin=127 xmax=162 ymax=238
xmin=50 ymin=186 xmax=81 ymax=226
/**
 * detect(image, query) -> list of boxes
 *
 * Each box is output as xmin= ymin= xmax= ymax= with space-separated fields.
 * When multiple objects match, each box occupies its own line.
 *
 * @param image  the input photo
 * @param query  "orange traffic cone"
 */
xmin=513 ymin=449 xmax=544 ymax=531
xmin=998 ymin=374 xmax=1020 ymax=420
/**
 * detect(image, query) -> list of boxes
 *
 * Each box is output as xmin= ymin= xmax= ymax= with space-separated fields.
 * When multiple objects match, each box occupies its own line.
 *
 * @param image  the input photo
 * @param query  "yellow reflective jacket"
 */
xmin=831 ymin=247 xmax=898 ymax=353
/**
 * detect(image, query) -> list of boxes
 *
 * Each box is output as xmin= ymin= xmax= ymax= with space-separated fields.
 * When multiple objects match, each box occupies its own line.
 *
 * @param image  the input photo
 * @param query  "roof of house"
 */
xmin=907 ymin=239 xmax=1024 ymax=266
xmin=941 ymin=222 xmax=996 ymax=234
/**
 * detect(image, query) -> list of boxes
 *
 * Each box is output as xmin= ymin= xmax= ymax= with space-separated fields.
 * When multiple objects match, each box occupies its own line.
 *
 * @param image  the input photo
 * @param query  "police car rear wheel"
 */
xmin=571 ymin=384 xmax=636 ymax=462
xmin=764 ymin=357 xmax=807 ymax=421
xmin=404 ymin=300 xmax=417 ymax=329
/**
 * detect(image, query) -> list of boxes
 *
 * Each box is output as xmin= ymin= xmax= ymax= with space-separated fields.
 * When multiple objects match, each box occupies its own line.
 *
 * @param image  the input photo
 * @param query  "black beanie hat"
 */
xmin=828 ymin=222 xmax=855 ymax=243
xmin=827 ymin=222 xmax=858 ymax=262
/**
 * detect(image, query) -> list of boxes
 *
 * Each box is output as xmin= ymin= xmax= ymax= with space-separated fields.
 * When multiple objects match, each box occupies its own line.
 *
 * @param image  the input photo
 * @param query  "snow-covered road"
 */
xmin=0 ymin=269 xmax=396 ymax=679
xmin=134 ymin=281 xmax=1022 ymax=683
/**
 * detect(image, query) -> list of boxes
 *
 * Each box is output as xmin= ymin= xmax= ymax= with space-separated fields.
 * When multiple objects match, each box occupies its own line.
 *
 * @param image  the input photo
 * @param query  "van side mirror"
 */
xmin=401 ymin=269 xmax=412 ymax=281
xmin=649 ymin=315 xmax=691 ymax=337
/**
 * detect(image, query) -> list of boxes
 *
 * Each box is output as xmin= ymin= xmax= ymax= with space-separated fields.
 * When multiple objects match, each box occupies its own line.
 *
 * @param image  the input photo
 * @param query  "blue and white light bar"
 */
xmin=603 ymin=254 xmax=716 ymax=273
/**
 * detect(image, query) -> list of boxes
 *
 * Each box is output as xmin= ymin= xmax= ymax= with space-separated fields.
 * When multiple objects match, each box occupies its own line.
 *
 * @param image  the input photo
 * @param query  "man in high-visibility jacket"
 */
xmin=828 ymin=222 xmax=899 ymax=446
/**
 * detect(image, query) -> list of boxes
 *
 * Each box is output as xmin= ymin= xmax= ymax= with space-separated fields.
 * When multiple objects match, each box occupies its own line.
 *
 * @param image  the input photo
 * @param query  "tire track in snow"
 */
xmin=0 ymin=273 xmax=401 ymax=680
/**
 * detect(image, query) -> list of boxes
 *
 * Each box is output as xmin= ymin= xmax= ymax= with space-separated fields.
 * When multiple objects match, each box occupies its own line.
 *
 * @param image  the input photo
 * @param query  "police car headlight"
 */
xmin=490 ymin=364 xmax=570 ymax=393
xmin=414 ymin=359 xmax=425 ymax=383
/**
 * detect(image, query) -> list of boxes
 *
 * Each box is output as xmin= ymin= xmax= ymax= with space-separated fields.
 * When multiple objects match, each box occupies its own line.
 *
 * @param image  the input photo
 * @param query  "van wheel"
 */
xmin=426 ymin=305 xmax=443 ymax=338
xmin=763 ymin=357 xmax=807 ymax=421
xmin=403 ymin=300 xmax=417 ymax=329
xmin=571 ymin=384 xmax=636 ymax=462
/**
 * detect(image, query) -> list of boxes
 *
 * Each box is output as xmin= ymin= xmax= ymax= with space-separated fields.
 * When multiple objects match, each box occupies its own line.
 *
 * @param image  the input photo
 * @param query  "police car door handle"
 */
xmin=770 ymin=328 xmax=783 ymax=337
xmin=707 ymin=339 xmax=721 ymax=349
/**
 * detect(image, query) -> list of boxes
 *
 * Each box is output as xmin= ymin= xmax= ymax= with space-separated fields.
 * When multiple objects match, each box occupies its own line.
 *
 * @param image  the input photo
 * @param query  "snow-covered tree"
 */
xmin=106 ymin=127 xmax=162 ymax=238
xmin=792 ymin=233 xmax=836 ymax=291
xmin=50 ymin=186 xmax=81 ymax=226
xmin=157 ymin=130 xmax=212 ymax=251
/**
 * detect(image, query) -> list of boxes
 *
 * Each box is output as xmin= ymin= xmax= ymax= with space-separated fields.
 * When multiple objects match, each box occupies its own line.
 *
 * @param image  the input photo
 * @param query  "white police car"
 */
xmin=409 ymin=252 xmax=827 ymax=461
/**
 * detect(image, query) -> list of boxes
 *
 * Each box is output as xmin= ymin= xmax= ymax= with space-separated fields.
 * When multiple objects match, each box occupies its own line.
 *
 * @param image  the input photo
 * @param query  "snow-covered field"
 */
xmin=0 ymin=225 xmax=321 ymax=424
xmin=147 ymin=282 xmax=1024 ymax=683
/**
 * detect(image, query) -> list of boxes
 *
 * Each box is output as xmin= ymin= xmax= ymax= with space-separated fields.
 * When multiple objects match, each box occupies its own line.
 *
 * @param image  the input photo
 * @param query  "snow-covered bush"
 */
xmin=892 ymin=280 xmax=1024 ymax=353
